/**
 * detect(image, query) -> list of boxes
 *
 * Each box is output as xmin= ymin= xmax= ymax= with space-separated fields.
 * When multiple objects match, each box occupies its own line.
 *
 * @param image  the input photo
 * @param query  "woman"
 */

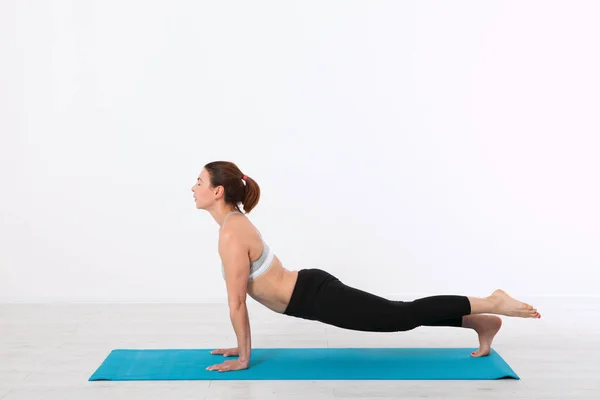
xmin=192 ymin=161 xmax=541 ymax=373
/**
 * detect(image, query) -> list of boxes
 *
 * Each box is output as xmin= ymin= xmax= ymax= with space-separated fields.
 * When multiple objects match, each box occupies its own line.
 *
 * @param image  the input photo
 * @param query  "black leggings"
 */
xmin=283 ymin=268 xmax=471 ymax=332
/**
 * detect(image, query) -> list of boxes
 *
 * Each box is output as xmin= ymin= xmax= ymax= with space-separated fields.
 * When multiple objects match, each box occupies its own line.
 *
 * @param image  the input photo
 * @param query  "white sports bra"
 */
xmin=220 ymin=211 xmax=275 ymax=281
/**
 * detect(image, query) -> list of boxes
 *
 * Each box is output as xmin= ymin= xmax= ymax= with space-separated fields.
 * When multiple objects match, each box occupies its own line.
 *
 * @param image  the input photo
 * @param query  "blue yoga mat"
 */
xmin=88 ymin=348 xmax=519 ymax=381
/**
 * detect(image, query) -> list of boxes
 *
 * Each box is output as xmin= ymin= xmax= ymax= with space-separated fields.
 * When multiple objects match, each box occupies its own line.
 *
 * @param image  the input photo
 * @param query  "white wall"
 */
xmin=1 ymin=0 xmax=598 ymax=303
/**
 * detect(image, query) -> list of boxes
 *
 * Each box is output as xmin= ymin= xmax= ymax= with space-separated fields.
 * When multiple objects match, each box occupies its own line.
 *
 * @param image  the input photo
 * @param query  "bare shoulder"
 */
xmin=221 ymin=213 xmax=258 ymax=235
xmin=218 ymin=214 xmax=255 ymax=251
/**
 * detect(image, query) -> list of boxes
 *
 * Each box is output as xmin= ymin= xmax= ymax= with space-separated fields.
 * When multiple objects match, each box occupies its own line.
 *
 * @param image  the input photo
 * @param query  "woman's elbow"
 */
xmin=228 ymin=300 xmax=246 ymax=313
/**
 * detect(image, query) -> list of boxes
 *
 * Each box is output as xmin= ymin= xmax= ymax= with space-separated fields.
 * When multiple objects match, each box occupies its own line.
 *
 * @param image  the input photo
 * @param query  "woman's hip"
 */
xmin=282 ymin=268 xmax=334 ymax=319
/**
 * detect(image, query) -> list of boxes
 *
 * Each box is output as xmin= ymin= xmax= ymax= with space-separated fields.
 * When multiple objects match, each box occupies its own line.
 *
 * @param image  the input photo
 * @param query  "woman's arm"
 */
xmin=218 ymin=231 xmax=251 ymax=364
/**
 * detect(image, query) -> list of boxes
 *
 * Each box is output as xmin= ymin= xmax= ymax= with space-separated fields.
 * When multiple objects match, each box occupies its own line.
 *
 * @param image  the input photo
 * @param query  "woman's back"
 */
xmin=218 ymin=212 xmax=298 ymax=313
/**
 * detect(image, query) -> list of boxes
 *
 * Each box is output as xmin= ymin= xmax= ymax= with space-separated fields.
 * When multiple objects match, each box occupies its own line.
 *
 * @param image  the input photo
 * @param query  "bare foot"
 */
xmin=463 ymin=315 xmax=502 ymax=357
xmin=489 ymin=289 xmax=541 ymax=318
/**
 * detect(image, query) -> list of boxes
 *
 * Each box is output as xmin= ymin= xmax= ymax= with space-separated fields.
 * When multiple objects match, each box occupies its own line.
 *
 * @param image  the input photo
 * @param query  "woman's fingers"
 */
xmin=210 ymin=348 xmax=239 ymax=357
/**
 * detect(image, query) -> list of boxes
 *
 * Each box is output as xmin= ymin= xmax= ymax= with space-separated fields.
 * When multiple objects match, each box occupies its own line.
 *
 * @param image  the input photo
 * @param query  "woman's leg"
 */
xmin=284 ymin=269 xmax=540 ymax=334
xmin=286 ymin=269 xmax=470 ymax=332
xmin=402 ymin=291 xmax=540 ymax=357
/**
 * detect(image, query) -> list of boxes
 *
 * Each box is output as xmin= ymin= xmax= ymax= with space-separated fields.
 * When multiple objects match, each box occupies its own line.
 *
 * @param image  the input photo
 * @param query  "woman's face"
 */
xmin=191 ymin=169 xmax=214 ymax=209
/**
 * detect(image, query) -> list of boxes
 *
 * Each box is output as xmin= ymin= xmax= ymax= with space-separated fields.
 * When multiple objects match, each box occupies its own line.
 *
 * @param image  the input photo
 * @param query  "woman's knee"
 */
xmin=393 ymin=301 xmax=421 ymax=331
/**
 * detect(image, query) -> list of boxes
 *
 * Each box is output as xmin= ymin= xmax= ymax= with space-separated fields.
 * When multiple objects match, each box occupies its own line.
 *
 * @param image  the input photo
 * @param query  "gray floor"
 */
xmin=1 ymin=301 xmax=598 ymax=399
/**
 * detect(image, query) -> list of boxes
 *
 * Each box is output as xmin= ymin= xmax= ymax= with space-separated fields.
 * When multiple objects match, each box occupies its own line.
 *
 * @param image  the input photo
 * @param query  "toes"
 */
xmin=471 ymin=349 xmax=489 ymax=357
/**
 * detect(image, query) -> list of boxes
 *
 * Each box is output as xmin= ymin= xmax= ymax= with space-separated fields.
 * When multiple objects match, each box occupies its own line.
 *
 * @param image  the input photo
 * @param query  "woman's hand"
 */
xmin=206 ymin=358 xmax=249 ymax=372
xmin=210 ymin=348 xmax=239 ymax=357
